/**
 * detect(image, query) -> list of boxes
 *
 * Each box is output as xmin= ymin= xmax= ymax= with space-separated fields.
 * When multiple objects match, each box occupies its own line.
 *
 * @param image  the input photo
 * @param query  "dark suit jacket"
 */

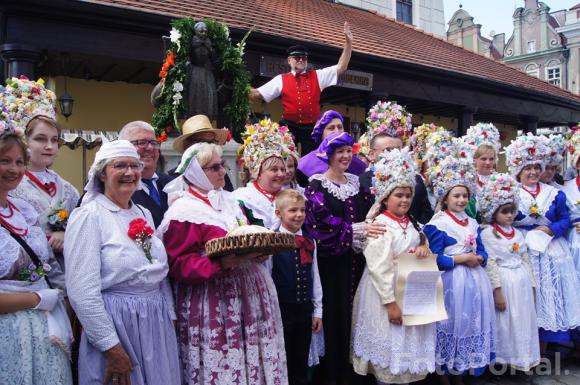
xmin=132 ymin=172 xmax=174 ymax=228
xmin=360 ymin=170 xmax=434 ymax=225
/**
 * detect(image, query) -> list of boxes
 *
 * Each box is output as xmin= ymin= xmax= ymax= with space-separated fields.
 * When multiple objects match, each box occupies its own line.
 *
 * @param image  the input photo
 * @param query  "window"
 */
xmin=525 ymin=63 xmax=539 ymax=78
xmin=527 ymin=41 xmax=536 ymax=53
xmin=546 ymin=66 xmax=561 ymax=86
xmin=396 ymin=0 xmax=413 ymax=25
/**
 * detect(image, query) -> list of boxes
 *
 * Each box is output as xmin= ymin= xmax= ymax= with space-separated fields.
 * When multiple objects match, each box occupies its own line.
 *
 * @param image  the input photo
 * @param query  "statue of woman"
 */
xmin=186 ymin=21 xmax=219 ymax=121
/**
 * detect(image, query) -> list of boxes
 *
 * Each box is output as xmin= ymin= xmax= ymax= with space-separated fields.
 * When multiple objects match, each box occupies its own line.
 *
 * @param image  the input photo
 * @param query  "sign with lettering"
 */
xmin=259 ymin=55 xmax=373 ymax=91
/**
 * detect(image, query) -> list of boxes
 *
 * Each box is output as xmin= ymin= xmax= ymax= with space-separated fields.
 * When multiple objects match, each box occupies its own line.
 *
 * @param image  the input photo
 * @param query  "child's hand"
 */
xmin=414 ymin=245 xmax=430 ymax=259
xmin=493 ymin=288 xmax=507 ymax=311
xmin=386 ymin=302 xmax=402 ymax=325
xmin=455 ymin=253 xmax=483 ymax=267
xmin=312 ymin=317 xmax=323 ymax=333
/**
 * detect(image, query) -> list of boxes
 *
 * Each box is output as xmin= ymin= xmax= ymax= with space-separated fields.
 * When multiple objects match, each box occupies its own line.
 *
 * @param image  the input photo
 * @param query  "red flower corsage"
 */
xmin=128 ymin=218 xmax=155 ymax=263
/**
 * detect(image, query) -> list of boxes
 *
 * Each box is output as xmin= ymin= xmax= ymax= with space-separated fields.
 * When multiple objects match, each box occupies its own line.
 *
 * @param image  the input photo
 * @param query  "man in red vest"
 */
xmin=249 ymin=22 xmax=353 ymax=154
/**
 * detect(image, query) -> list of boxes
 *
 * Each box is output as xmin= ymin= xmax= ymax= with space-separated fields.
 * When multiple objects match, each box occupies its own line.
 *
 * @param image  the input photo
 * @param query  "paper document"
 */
xmin=395 ymin=252 xmax=448 ymax=326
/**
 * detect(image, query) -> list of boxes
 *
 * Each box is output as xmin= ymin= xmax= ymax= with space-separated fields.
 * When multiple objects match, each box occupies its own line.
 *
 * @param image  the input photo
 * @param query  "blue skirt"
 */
xmin=78 ymin=285 xmax=180 ymax=385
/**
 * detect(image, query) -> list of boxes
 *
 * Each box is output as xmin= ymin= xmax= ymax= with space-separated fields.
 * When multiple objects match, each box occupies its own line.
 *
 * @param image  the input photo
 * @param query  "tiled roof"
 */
xmin=86 ymin=0 xmax=580 ymax=103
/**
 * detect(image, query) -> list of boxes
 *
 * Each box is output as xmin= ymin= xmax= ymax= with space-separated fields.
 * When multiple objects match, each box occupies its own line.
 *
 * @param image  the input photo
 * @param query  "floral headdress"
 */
xmin=504 ymin=133 xmax=550 ymax=177
xmin=423 ymin=130 xmax=455 ymax=181
xmin=357 ymin=132 xmax=371 ymax=161
xmin=409 ymin=123 xmax=446 ymax=166
xmin=366 ymin=100 xmax=413 ymax=141
xmin=539 ymin=134 xmax=566 ymax=166
xmin=367 ymin=148 xmax=417 ymax=220
xmin=237 ymin=119 xmax=296 ymax=179
xmin=568 ymin=128 xmax=580 ymax=168
xmin=463 ymin=122 xmax=501 ymax=156
xmin=430 ymin=141 xmax=476 ymax=204
xmin=477 ymin=173 xmax=519 ymax=223
xmin=0 ymin=76 xmax=56 ymax=132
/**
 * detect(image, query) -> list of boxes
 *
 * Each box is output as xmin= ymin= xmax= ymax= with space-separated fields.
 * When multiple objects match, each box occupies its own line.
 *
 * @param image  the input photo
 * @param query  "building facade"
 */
xmin=446 ymin=7 xmax=503 ymax=59
xmin=556 ymin=4 xmax=580 ymax=95
xmin=337 ymin=0 xmax=446 ymax=37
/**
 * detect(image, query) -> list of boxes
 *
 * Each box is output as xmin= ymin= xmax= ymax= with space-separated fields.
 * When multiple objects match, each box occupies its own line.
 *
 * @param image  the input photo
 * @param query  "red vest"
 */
xmin=281 ymin=70 xmax=321 ymax=125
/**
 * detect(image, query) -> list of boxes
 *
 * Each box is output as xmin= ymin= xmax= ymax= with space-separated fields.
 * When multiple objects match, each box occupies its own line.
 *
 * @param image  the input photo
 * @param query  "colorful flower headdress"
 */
xmin=539 ymin=134 xmax=566 ymax=166
xmin=504 ymin=133 xmax=550 ymax=177
xmin=409 ymin=123 xmax=446 ymax=166
xmin=0 ymin=76 xmax=56 ymax=132
xmin=568 ymin=128 xmax=580 ymax=168
xmin=477 ymin=173 xmax=519 ymax=223
xmin=366 ymin=100 xmax=413 ymax=141
xmin=430 ymin=140 xmax=476 ymax=204
xmin=423 ymin=130 xmax=455 ymax=181
xmin=237 ymin=119 xmax=296 ymax=179
xmin=463 ymin=123 xmax=501 ymax=155
xmin=357 ymin=132 xmax=371 ymax=160
xmin=367 ymin=147 xmax=417 ymax=220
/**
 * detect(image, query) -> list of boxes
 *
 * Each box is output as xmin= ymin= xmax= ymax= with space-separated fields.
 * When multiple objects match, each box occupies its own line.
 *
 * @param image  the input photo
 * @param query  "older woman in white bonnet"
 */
xmin=159 ymin=142 xmax=288 ymax=385
xmin=64 ymin=140 xmax=180 ymax=385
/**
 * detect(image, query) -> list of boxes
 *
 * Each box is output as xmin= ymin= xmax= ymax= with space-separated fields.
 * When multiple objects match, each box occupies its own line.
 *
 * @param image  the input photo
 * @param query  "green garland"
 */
xmin=152 ymin=18 xmax=251 ymax=142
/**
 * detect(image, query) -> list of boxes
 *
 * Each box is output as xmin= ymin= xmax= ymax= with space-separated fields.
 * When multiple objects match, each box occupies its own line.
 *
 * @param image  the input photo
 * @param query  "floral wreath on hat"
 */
xmin=430 ymin=138 xmax=476 ymax=203
xmin=463 ymin=122 xmax=501 ymax=155
xmin=409 ymin=123 xmax=446 ymax=166
xmin=477 ymin=173 xmax=519 ymax=223
xmin=0 ymin=76 xmax=56 ymax=133
xmin=423 ymin=130 xmax=455 ymax=184
xmin=568 ymin=127 xmax=580 ymax=168
xmin=357 ymin=132 xmax=371 ymax=161
xmin=366 ymin=100 xmax=413 ymax=141
xmin=504 ymin=133 xmax=550 ymax=177
xmin=367 ymin=148 xmax=417 ymax=220
xmin=539 ymin=134 xmax=566 ymax=166
xmin=237 ymin=118 xmax=296 ymax=179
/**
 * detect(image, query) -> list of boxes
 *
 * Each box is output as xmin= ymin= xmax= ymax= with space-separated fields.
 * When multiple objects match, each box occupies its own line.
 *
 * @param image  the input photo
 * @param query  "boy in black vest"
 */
xmin=272 ymin=189 xmax=323 ymax=385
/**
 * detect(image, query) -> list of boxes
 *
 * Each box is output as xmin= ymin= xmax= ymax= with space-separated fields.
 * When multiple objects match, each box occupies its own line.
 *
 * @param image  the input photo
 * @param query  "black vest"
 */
xmin=272 ymin=232 xmax=314 ymax=305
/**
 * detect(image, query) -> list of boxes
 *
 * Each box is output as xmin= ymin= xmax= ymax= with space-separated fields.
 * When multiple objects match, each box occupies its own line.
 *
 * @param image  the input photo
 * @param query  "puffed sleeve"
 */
xmin=480 ymin=229 xmax=501 ymax=289
xmin=423 ymin=224 xmax=456 ymax=271
xmin=163 ymin=221 xmax=223 ymax=284
xmin=65 ymin=207 xmax=119 ymax=352
xmin=304 ymin=185 xmax=354 ymax=257
xmin=547 ymin=191 xmax=571 ymax=238
xmin=363 ymin=230 xmax=396 ymax=304
xmin=476 ymin=227 xmax=489 ymax=267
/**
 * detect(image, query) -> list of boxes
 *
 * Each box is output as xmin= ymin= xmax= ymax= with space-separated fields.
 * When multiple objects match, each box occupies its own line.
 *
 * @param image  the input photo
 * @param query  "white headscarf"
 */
xmin=163 ymin=143 xmax=230 ymax=211
xmin=81 ymin=140 xmax=139 ymax=206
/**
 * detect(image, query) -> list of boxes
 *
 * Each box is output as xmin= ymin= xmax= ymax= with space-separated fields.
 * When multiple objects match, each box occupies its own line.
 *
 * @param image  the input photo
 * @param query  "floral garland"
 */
xmin=366 ymin=100 xmax=413 ymax=141
xmin=47 ymin=202 xmax=69 ymax=232
xmin=152 ymin=18 xmax=252 ymax=142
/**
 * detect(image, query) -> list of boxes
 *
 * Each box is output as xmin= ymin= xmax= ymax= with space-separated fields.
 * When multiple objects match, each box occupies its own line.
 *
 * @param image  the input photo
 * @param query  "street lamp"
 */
xmin=58 ymin=91 xmax=74 ymax=119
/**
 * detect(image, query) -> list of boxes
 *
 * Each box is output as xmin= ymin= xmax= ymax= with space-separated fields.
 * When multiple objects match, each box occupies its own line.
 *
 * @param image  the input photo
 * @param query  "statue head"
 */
xmin=194 ymin=22 xmax=208 ymax=40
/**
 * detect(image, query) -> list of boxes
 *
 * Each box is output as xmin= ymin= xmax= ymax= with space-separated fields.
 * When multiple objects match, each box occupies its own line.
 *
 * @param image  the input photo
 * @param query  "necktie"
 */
xmin=142 ymin=178 xmax=161 ymax=206
xmin=294 ymin=235 xmax=315 ymax=265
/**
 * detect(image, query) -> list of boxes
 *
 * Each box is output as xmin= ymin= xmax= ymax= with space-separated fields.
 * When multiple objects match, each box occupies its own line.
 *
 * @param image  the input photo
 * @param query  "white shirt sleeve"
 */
xmin=257 ymin=75 xmax=283 ymax=103
xmin=64 ymin=207 xmax=120 ymax=352
xmin=312 ymin=244 xmax=323 ymax=318
xmin=316 ymin=65 xmax=339 ymax=91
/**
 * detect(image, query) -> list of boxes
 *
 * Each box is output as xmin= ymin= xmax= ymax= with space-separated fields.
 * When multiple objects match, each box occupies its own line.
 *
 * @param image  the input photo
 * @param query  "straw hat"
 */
xmin=172 ymin=114 xmax=229 ymax=153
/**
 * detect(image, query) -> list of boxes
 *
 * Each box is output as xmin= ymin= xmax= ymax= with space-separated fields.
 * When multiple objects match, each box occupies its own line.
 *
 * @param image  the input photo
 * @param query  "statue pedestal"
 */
xmin=160 ymin=139 xmax=241 ymax=189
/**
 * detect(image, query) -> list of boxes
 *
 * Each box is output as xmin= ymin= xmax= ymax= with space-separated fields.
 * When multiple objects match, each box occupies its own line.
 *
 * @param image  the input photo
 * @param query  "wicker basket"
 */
xmin=205 ymin=225 xmax=297 ymax=259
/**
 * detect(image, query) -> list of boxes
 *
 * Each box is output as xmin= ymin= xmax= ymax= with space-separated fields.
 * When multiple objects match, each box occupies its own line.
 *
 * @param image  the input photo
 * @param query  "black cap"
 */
xmin=286 ymin=45 xmax=309 ymax=57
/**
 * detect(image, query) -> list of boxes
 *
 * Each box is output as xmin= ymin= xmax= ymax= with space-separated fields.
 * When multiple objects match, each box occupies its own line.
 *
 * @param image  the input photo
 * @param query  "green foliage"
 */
xmin=151 ymin=18 xmax=251 ymax=142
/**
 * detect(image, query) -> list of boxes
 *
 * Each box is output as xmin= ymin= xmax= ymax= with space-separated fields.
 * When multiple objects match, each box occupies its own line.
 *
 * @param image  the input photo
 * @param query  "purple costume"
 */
xmin=304 ymin=132 xmax=372 ymax=383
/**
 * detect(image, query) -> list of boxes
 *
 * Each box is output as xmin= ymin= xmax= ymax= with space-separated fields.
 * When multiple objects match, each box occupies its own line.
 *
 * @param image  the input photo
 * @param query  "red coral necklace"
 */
xmin=522 ymin=183 xmax=540 ymax=199
xmin=492 ymin=223 xmax=515 ymax=240
xmin=25 ymin=171 xmax=56 ymax=197
xmin=0 ymin=200 xmax=28 ymax=236
xmin=253 ymin=181 xmax=277 ymax=202
xmin=445 ymin=210 xmax=468 ymax=227
xmin=383 ymin=210 xmax=410 ymax=238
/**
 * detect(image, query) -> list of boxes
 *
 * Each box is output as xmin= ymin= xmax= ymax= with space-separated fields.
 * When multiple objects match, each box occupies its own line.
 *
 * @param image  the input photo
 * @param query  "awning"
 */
xmin=60 ymin=129 xmax=119 ymax=149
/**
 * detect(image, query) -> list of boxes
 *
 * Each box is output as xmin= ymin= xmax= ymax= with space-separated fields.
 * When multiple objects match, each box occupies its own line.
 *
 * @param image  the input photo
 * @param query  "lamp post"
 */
xmin=58 ymin=91 xmax=74 ymax=119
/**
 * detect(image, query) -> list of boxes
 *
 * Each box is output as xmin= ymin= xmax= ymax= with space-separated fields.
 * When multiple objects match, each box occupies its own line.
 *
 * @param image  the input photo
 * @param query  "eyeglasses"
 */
xmin=130 ymin=139 xmax=161 ymax=149
xmin=290 ymin=55 xmax=308 ymax=62
xmin=110 ymin=161 xmax=144 ymax=171
xmin=202 ymin=161 xmax=228 ymax=173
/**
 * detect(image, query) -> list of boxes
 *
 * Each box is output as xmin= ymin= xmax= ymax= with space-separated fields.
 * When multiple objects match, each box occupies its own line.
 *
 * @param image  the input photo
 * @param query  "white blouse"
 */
xmin=64 ymin=194 xmax=175 ymax=352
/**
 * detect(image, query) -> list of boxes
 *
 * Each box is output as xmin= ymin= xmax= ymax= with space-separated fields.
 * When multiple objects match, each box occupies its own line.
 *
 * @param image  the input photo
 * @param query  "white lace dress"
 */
xmin=514 ymin=183 xmax=580 ymax=340
xmin=481 ymin=225 xmax=540 ymax=371
xmin=351 ymin=214 xmax=436 ymax=383
xmin=561 ymin=178 xmax=580 ymax=278
xmin=0 ymin=197 xmax=72 ymax=385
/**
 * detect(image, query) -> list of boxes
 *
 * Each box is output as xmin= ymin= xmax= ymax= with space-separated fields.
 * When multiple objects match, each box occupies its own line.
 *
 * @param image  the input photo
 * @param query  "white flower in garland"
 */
xmin=169 ymin=27 xmax=182 ymax=51
xmin=172 ymin=81 xmax=184 ymax=106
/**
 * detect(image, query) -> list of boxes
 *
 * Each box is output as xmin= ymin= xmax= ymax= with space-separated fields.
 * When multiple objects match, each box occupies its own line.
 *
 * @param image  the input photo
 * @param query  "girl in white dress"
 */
xmin=423 ymin=149 xmax=495 ymax=385
xmin=505 ymin=133 xmax=580 ymax=350
xmin=351 ymin=148 xmax=436 ymax=384
xmin=478 ymin=173 xmax=540 ymax=371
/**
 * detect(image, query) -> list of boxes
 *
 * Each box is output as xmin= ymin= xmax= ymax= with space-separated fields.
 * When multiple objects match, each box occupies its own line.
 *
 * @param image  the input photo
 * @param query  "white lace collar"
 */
xmin=309 ymin=173 xmax=360 ymax=201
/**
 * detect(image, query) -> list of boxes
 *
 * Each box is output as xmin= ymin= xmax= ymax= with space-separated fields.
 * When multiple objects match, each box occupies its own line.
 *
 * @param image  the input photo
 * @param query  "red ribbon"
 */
xmin=25 ymin=171 xmax=56 ymax=197
xmin=295 ymin=235 xmax=314 ymax=265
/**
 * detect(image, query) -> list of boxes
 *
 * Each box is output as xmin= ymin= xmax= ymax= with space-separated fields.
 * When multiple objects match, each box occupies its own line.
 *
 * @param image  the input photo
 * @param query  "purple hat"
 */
xmin=315 ymin=132 xmax=355 ymax=163
xmin=312 ymin=110 xmax=344 ymax=145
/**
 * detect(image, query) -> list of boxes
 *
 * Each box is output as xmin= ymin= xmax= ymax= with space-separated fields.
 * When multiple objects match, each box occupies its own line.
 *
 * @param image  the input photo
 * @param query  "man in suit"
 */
xmin=119 ymin=121 xmax=173 ymax=228
xmin=360 ymin=133 xmax=434 ymax=224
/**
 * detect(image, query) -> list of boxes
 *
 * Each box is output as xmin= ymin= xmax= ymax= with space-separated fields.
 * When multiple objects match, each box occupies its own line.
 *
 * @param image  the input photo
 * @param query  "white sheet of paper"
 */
xmin=402 ymin=271 xmax=441 ymax=315
xmin=525 ymin=229 xmax=553 ymax=253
